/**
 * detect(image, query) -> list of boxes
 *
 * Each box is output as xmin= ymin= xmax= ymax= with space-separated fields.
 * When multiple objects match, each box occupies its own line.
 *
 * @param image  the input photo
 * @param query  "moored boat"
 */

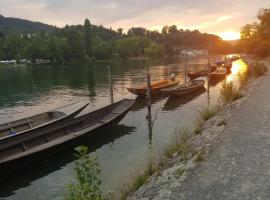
xmin=127 ymin=79 xmax=180 ymax=96
xmin=0 ymin=99 xmax=135 ymax=176
xmin=0 ymin=102 xmax=89 ymax=140
xmin=210 ymin=68 xmax=227 ymax=82
xmin=187 ymin=65 xmax=217 ymax=80
xmin=161 ymin=79 xmax=205 ymax=97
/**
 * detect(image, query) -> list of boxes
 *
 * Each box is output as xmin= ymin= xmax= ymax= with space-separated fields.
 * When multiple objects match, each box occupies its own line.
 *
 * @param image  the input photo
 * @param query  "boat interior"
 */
xmin=0 ymin=111 xmax=65 ymax=139
xmin=0 ymin=100 xmax=133 ymax=161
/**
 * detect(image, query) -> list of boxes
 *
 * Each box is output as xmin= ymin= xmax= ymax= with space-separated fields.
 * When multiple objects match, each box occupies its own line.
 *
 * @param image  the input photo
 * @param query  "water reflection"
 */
xmin=163 ymin=88 xmax=206 ymax=111
xmin=0 ymin=57 xmax=249 ymax=200
xmin=0 ymin=124 xmax=136 ymax=199
xmin=226 ymin=59 xmax=248 ymax=83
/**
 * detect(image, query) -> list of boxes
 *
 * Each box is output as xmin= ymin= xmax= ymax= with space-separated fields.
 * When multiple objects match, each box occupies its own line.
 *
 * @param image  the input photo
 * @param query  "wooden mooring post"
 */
xmin=146 ymin=66 xmax=152 ymax=145
xmin=108 ymin=65 xmax=114 ymax=104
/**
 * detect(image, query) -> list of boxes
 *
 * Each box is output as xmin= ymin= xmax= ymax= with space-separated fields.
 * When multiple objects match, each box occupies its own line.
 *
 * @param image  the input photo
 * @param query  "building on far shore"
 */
xmin=179 ymin=49 xmax=209 ymax=57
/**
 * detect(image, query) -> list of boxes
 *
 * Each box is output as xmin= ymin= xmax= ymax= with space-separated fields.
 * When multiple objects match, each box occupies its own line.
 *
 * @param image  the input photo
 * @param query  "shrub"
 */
xmin=65 ymin=146 xmax=102 ymax=200
xmin=198 ymin=105 xmax=220 ymax=121
xmin=220 ymin=82 xmax=242 ymax=103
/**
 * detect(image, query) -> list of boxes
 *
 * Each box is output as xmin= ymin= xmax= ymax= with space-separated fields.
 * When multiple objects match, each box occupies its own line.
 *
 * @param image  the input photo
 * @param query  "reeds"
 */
xmin=220 ymin=81 xmax=242 ymax=104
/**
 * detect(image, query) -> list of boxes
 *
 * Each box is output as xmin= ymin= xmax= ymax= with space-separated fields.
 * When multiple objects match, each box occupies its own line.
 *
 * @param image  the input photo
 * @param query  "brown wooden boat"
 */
xmin=0 ymin=99 xmax=135 ymax=176
xmin=0 ymin=102 xmax=89 ymax=140
xmin=187 ymin=65 xmax=217 ymax=80
xmin=162 ymin=80 xmax=205 ymax=97
xmin=210 ymin=68 xmax=227 ymax=82
xmin=127 ymin=79 xmax=180 ymax=96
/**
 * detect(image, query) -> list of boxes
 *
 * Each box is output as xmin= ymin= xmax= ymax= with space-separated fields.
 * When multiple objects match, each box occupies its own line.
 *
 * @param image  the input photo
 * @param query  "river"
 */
xmin=0 ymin=56 xmax=247 ymax=199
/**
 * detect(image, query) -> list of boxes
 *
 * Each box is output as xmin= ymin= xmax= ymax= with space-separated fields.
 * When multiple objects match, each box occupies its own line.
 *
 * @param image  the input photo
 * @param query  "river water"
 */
xmin=0 ymin=56 xmax=247 ymax=199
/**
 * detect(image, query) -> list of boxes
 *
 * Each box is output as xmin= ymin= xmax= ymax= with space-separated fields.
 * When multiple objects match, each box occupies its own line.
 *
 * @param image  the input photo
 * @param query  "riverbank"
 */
xmin=128 ymin=60 xmax=269 ymax=199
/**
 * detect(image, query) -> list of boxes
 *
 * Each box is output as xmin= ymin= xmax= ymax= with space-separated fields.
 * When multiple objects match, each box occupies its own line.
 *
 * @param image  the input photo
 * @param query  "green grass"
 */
xmin=194 ymin=150 xmax=205 ymax=162
xmin=220 ymin=81 xmax=243 ymax=104
xmin=119 ymin=160 xmax=157 ymax=200
xmin=198 ymin=105 xmax=221 ymax=121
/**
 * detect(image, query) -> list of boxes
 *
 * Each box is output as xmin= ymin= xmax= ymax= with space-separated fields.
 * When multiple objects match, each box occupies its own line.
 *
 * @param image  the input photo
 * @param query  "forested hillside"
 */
xmin=0 ymin=15 xmax=235 ymax=63
xmin=0 ymin=15 xmax=56 ymax=33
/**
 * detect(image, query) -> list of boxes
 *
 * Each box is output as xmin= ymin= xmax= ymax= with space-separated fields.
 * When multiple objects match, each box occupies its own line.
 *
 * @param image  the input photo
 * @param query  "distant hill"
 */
xmin=0 ymin=15 xmax=57 ymax=33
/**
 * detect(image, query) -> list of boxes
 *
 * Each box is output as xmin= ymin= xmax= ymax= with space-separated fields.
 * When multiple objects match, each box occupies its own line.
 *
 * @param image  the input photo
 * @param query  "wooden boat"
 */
xmin=210 ymin=68 xmax=227 ymax=82
xmin=162 ymin=80 xmax=205 ymax=97
xmin=127 ymin=79 xmax=180 ymax=96
xmin=187 ymin=65 xmax=217 ymax=80
xmin=0 ymin=99 xmax=135 ymax=176
xmin=163 ymin=88 xmax=205 ymax=111
xmin=0 ymin=102 xmax=89 ymax=140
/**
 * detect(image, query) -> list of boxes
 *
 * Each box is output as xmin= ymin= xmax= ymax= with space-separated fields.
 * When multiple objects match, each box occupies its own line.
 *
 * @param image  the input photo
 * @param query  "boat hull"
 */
xmin=162 ymin=80 xmax=205 ymax=97
xmin=187 ymin=66 xmax=216 ymax=80
xmin=0 ymin=99 xmax=135 ymax=177
xmin=0 ymin=102 xmax=89 ymax=140
xmin=127 ymin=80 xmax=180 ymax=96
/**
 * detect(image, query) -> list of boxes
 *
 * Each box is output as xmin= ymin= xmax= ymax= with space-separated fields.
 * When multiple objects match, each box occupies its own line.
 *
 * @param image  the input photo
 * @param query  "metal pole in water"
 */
xmin=146 ymin=66 xmax=151 ymax=107
xmin=108 ymin=65 xmax=114 ymax=104
xmin=146 ymin=65 xmax=152 ymax=146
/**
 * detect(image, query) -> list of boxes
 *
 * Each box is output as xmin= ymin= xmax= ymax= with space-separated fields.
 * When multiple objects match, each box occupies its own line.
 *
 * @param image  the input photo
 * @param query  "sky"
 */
xmin=0 ymin=0 xmax=269 ymax=40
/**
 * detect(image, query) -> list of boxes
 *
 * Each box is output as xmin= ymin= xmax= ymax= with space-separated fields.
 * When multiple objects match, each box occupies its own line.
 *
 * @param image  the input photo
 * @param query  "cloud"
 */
xmin=0 ymin=0 xmax=269 ymax=34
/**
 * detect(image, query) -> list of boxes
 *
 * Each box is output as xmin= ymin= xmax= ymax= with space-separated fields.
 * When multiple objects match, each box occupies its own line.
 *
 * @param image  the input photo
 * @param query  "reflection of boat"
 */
xmin=0 ymin=102 xmax=89 ymax=140
xmin=127 ymin=79 xmax=180 ymax=96
xmin=162 ymin=80 xmax=205 ymax=97
xmin=163 ymin=88 xmax=206 ymax=111
xmin=210 ymin=68 xmax=227 ymax=82
xmin=187 ymin=65 xmax=216 ymax=80
xmin=131 ymin=96 xmax=166 ymax=111
xmin=0 ymin=124 xmax=136 ymax=193
xmin=0 ymin=99 xmax=135 ymax=176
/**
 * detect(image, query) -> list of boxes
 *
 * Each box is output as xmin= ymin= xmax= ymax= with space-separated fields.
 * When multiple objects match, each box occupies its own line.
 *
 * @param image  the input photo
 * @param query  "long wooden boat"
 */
xmin=210 ymin=68 xmax=227 ymax=82
xmin=0 ymin=102 xmax=89 ymax=140
xmin=127 ymin=79 xmax=180 ymax=96
xmin=0 ymin=99 xmax=135 ymax=176
xmin=187 ymin=65 xmax=217 ymax=80
xmin=162 ymin=80 xmax=205 ymax=97
xmin=163 ymin=88 xmax=205 ymax=111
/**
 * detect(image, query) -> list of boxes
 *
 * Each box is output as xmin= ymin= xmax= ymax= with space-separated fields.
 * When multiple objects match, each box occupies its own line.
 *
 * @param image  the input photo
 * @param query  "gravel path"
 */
xmin=173 ymin=63 xmax=270 ymax=200
xmin=130 ymin=62 xmax=270 ymax=200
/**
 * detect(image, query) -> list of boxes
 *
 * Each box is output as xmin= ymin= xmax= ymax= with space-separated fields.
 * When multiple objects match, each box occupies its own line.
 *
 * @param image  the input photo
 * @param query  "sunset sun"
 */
xmin=220 ymin=31 xmax=241 ymax=40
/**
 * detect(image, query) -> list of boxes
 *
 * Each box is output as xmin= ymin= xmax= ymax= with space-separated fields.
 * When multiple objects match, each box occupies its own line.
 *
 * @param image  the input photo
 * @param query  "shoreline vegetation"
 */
xmin=64 ymin=59 xmax=268 ymax=200
xmin=122 ymin=60 xmax=268 ymax=200
xmin=0 ymin=17 xmax=236 ymax=64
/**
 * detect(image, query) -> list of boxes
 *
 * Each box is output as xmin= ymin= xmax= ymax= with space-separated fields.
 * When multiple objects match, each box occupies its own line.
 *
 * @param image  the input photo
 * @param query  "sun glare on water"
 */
xmin=220 ymin=32 xmax=240 ymax=41
xmin=226 ymin=59 xmax=248 ymax=82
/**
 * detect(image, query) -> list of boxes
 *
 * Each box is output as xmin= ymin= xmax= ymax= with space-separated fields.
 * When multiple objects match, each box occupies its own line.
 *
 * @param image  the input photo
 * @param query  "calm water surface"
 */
xmin=0 ymin=57 xmax=247 ymax=199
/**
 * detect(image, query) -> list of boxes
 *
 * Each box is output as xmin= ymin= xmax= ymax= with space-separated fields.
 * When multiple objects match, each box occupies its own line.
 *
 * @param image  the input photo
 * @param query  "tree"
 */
xmin=127 ymin=27 xmax=147 ymax=36
xmin=23 ymin=35 xmax=49 ymax=62
xmin=161 ymin=25 xmax=169 ymax=35
xmin=117 ymin=28 xmax=124 ymax=37
xmin=238 ymin=7 xmax=270 ymax=57
xmin=67 ymin=29 xmax=86 ymax=61
xmin=5 ymin=32 xmax=24 ymax=60
xmin=145 ymin=42 xmax=164 ymax=58
xmin=93 ymin=41 xmax=112 ymax=59
xmin=48 ymin=36 xmax=61 ymax=62
xmin=84 ymin=19 xmax=92 ymax=58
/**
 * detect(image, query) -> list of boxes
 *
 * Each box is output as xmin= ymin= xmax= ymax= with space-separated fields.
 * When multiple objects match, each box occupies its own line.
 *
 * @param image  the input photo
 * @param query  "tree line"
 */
xmin=0 ymin=19 xmax=235 ymax=63
xmin=238 ymin=8 xmax=270 ymax=58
